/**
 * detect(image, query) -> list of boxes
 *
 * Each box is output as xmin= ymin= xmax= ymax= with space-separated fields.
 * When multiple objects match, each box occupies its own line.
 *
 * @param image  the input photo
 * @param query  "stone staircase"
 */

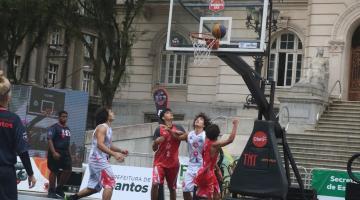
xmin=283 ymin=100 xmax=360 ymax=185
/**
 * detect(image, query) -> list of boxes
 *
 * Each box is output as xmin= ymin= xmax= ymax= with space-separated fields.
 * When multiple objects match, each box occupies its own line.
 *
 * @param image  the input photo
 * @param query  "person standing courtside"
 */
xmin=47 ymin=111 xmax=72 ymax=198
xmin=0 ymin=71 xmax=36 ymax=200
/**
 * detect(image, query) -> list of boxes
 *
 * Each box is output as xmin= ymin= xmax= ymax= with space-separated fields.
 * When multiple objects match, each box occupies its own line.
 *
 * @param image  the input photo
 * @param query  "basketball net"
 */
xmin=42 ymin=108 xmax=53 ymax=117
xmin=190 ymin=33 xmax=219 ymax=66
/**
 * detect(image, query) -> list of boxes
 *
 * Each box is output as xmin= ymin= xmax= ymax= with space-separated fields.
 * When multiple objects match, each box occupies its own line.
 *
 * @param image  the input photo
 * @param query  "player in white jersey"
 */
xmin=169 ymin=113 xmax=211 ymax=200
xmin=65 ymin=108 xmax=128 ymax=200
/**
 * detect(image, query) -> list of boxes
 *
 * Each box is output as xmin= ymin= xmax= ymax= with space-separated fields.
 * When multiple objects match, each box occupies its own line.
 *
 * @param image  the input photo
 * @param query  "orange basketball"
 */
xmin=212 ymin=23 xmax=227 ymax=39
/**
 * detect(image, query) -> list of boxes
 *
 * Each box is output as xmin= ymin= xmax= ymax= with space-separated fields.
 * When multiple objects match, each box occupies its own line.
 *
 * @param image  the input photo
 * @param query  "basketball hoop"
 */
xmin=190 ymin=32 xmax=219 ymax=65
xmin=42 ymin=108 xmax=53 ymax=117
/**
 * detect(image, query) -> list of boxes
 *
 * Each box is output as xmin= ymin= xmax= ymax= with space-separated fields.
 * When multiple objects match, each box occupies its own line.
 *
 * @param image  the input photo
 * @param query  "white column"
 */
xmin=328 ymin=40 xmax=345 ymax=98
xmin=27 ymin=48 xmax=38 ymax=84
xmin=65 ymin=41 xmax=75 ymax=89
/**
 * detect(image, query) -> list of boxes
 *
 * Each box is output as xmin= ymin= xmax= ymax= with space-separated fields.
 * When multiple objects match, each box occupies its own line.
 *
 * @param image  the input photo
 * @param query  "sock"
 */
xmin=56 ymin=185 xmax=64 ymax=190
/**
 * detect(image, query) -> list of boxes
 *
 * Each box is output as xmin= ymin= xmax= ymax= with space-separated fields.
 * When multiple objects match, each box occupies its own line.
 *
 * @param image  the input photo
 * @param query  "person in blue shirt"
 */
xmin=47 ymin=110 xmax=72 ymax=198
xmin=0 ymin=71 xmax=36 ymax=200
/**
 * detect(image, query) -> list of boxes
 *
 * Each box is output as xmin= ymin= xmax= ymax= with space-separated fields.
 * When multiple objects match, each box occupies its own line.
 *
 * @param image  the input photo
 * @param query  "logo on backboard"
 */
xmin=243 ymin=153 xmax=258 ymax=167
xmin=252 ymin=131 xmax=268 ymax=148
xmin=209 ymin=0 xmax=225 ymax=12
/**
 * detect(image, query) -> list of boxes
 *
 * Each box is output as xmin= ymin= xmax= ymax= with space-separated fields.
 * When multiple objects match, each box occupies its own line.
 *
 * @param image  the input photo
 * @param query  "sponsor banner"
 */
xmin=80 ymin=165 xmax=152 ymax=200
xmin=312 ymin=169 xmax=360 ymax=200
xmin=17 ymin=157 xmax=50 ymax=192
xmin=10 ymin=85 xmax=88 ymax=168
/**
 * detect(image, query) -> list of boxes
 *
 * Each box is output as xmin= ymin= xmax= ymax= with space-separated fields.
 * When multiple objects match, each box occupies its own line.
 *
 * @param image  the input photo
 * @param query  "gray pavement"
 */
xmin=19 ymin=192 xmax=96 ymax=200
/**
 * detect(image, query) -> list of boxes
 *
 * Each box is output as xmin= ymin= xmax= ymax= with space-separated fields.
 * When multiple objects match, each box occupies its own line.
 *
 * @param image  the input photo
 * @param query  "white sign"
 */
xmin=80 ymin=165 xmax=152 ymax=200
xmin=318 ymin=196 xmax=343 ymax=200
xmin=177 ymin=156 xmax=189 ymax=188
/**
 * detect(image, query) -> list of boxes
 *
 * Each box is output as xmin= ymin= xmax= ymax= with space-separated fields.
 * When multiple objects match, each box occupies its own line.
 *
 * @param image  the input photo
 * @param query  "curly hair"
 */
xmin=193 ymin=112 xmax=211 ymax=129
xmin=95 ymin=107 xmax=109 ymax=126
xmin=205 ymin=124 xmax=220 ymax=141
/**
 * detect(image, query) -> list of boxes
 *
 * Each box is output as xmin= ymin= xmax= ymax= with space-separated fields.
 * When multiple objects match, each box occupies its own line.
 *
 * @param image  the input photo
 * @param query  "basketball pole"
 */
xmin=218 ymin=53 xmax=307 ymax=200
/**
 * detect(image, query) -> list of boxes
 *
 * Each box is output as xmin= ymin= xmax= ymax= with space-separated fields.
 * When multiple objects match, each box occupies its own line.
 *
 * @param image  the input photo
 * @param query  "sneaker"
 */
xmin=55 ymin=186 xmax=65 ymax=198
xmin=47 ymin=191 xmax=61 ymax=199
xmin=64 ymin=194 xmax=77 ymax=200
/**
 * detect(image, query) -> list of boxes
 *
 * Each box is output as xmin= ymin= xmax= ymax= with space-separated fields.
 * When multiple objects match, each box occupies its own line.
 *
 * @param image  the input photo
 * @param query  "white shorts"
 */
xmin=182 ymin=165 xmax=201 ymax=192
xmin=87 ymin=162 xmax=115 ymax=192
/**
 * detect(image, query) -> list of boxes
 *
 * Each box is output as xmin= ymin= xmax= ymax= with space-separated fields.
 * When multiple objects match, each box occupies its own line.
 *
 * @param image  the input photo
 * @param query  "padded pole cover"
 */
xmin=229 ymin=120 xmax=288 ymax=199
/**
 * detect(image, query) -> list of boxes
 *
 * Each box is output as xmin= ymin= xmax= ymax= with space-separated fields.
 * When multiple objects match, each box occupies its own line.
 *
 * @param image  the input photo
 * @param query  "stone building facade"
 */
xmin=1 ymin=0 xmax=360 ymax=129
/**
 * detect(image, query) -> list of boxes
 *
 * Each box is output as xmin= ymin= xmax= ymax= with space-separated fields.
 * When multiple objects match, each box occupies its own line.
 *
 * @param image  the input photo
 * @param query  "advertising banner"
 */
xmin=16 ymin=157 xmax=50 ymax=192
xmin=10 ymin=85 xmax=89 ymax=168
xmin=177 ymin=156 xmax=189 ymax=188
xmin=312 ymin=168 xmax=360 ymax=200
xmin=80 ymin=165 xmax=152 ymax=199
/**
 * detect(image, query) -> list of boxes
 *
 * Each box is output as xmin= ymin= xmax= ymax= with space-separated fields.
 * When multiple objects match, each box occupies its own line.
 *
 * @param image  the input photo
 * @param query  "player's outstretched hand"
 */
xmin=28 ymin=175 xmax=36 ymax=188
xmin=114 ymin=152 xmax=125 ymax=162
xmin=233 ymin=119 xmax=239 ymax=126
xmin=121 ymin=149 xmax=129 ymax=156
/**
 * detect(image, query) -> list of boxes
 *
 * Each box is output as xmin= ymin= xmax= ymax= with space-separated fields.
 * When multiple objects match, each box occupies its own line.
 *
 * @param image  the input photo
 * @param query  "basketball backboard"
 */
xmin=28 ymin=86 xmax=65 ymax=118
xmin=166 ymin=0 xmax=269 ymax=53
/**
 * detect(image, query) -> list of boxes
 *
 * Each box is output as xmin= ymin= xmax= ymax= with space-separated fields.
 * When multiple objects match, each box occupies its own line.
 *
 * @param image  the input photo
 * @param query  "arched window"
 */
xmin=267 ymin=33 xmax=303 ymax=86
xmin=159 ymin=33 xmax=189 ymax=85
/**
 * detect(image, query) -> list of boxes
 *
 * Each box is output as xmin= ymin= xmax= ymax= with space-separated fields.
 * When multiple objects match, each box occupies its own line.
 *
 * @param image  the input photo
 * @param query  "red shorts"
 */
xmin=194 ymin=168 xmax=220 ymax=198
xmin=152 ymin=165 xmax=179 ymax=190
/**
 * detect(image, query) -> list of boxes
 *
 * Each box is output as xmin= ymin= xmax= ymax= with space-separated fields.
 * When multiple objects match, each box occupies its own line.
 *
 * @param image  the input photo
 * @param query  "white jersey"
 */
xmin=86 ymin=123 xmax=115 ymax=191
xmin=88 ymin=123 xmax=112 ymax=164
xmin=187 ymin=130 xmax=206 ymax=167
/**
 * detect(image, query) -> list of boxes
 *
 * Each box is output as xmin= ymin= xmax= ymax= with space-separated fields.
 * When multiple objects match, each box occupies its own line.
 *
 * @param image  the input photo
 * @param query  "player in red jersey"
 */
xmin=194 ymin=119 xmax=239 ymax=200
xmin=151 ymin=108 xmax=185 ymax=200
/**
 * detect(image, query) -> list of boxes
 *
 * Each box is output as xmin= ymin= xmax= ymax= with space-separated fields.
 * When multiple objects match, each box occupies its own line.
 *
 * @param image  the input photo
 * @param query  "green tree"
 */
xmin=77 ymin=0 xmax=147 ymax=108
xmin=0 ymin=0 xmax=59 ymax=84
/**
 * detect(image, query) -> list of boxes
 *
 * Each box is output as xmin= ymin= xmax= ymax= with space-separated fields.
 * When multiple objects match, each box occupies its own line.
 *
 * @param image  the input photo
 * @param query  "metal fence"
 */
xmin=117 ymin=152 xmax=154 ymax=168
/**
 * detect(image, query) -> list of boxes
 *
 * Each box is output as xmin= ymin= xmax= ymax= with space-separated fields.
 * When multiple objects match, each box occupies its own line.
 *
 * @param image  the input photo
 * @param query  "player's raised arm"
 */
xmin=213 ymin=119 xmax=239 ymax=148
xmin=163 ymin=124 xmax=188 ymax=141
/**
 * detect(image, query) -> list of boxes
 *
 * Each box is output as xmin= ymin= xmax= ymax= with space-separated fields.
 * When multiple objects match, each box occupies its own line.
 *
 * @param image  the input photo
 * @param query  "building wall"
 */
xmin=110 ymin=1 xmax=312 ymax=125
xmin=3 ymin=0 xmax=360 ymax=127
xmin=111 ymin=0 xmax=360 ymax=125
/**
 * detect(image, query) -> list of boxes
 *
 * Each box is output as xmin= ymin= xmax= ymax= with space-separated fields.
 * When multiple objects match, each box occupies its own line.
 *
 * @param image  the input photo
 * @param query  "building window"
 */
xmin=159 ymin=34 xmax=188 ymax=85
xmin=267 ymin=33 xmax=303 ymax=87
xmin=83 ymin=34 xmax=95 ymax=58
xmin=82 ymin=70 xmax=92 ymax=92
xmin=50 ymin=29 xmax=61 ymax=45
xmin=78 ymin=0 xmax=93 ymax=16
xmin=47 ymin=63 xmax=59 ymax=87
xmin=159 ymin=49 xmax=188 ymax=85
xmin=144 ymin=113 xmax=184 ymax=123
xmin=13 ymin=55 xmax=20 ymax=70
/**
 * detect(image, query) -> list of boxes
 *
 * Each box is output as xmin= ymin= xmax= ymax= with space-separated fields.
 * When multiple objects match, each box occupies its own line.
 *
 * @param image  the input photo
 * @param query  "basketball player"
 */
xmin=0 ymin=71 xmax=36 ymax=200
xmin=151 ymin=108 xmax=185 ymax=200
xmin=65 ymin=108 xmax=128 ymax=200
xmin=194 ymin=119 xmax=239 ymax=200
xmin=168 ymin=113 xmax=211 ymax=200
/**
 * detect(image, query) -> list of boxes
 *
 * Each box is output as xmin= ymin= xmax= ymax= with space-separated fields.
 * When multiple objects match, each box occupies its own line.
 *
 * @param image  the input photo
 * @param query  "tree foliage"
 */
xmin=76 ymin=0 xmax=147 ymax=108
xmin=0 ymin=0 xmax=59 ymax=84
xmin=0 ymin=0 xmax=147 ymax=108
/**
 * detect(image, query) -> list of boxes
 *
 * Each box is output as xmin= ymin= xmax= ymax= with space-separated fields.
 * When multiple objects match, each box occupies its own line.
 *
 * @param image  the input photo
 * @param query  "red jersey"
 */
xmin=153 ymin=125 xmax=181 ymax=168
xmin=194 ymin=138 xmax=220 ymax=198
